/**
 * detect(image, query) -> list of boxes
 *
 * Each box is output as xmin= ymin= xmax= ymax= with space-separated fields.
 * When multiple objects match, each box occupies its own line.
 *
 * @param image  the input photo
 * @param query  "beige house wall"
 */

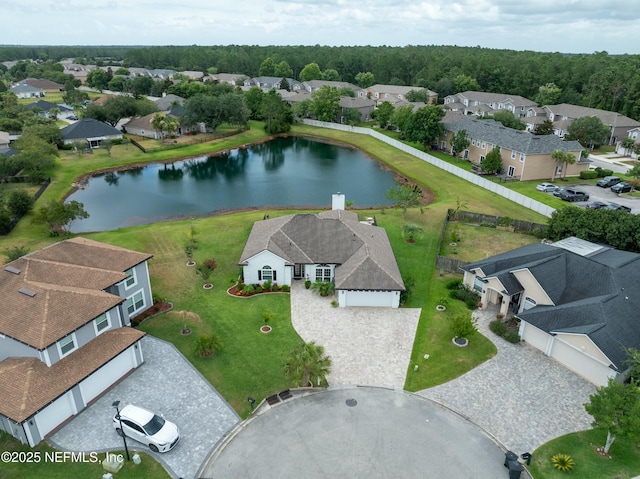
xmin=554 ymin=333 xmax=610 ymax=363
xmin=511 ymin=269 xmax=554 ymax=307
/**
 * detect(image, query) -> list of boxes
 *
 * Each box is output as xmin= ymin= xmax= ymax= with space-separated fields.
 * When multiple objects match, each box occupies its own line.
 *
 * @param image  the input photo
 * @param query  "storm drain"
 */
xmin=345 ymin=398 xmax=358 ymax=407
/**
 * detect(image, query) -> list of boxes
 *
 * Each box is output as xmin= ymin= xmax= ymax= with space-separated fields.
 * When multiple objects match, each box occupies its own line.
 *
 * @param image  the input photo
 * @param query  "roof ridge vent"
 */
xmin=18 ymin=287 xmax=37 ymax=297
xmin=4 ymin=266 xmax=22 ymax=274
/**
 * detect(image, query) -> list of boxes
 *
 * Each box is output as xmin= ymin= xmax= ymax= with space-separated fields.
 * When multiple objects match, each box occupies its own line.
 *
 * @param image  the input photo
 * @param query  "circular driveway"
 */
xmin=199 ymin=387 xmax=508 ymax=479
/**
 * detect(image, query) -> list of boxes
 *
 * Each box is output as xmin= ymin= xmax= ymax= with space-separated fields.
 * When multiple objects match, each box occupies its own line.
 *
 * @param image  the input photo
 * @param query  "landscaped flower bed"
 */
xmin=130 ymin=301 xmax=173 ymax=327
xmin=227 ymin=282 xmax=290 ymax=298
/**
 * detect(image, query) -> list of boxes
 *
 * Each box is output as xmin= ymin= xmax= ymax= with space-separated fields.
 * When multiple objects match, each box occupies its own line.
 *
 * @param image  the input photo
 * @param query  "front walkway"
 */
xmin=290 ymin=281 xmax=421 ymax=389
xmin=419 ymin=306 xmax=597 ymax=454
xmin=49 ymin=336 xmax=240 ymax=479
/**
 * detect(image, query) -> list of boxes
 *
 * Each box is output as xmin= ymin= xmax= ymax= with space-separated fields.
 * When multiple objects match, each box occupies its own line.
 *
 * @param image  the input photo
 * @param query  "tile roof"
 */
xmin=0 ymin=328 xmax=145 ymax=422
xmin=0 ymin=237 xmax=151 ymax=348
xmin=61 ymin=118 xmax=122 ymax=140
xmin=443 ymin=118 xmax=583 ymax=155
xmin=239 ymin=210 xmax=404 ymax=291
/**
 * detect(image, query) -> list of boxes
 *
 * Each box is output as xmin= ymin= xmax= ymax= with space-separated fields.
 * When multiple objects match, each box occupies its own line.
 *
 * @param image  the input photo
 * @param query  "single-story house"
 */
xmin=9 ymin=83 xmax=44 ymax=99
xmin=61 ymin=118 xmax=123 ymax=148
xmin=239 ymin=194 xmax=405 ymax=308
xmin=21 ymin=78 xmax=65 ymax=94
xmin=153 ymin=94 xmax=185 ymax=112
xmin=461 ymin=237 xmax=640 ymax=386
xmin=123 ymin=112 xmax=186 ymax=139
xmin=25 ymin=100 xmax=74 ymax=119
xmin=438 ymin=118 xmax=588 ymax=181
xmin=444 ymin=91 xmax=537 ymax=118
xmin=0 ymin=237 xmax=153 ymax=446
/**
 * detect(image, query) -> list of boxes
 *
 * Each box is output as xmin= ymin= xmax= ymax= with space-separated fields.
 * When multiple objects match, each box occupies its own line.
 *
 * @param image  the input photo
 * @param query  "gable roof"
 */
xmin=61 ymin=118 xmax=122 ymax=140
xmin=0 ymin=237 xmax=152 ymax=348
xmin=454 ymin=91 xmax=537 ymax=108
xmin=25 ymin=100 xmax=72 ymax=113
xmin=9 ymin=84 xmax=43 ymax=94
xmin=21 ymin=78 xmax=64 ymax=90
xmin=0 ymin=328 xmax=145 ymax=422
xmin=239 ymin=210 xmax=404 ymax=291
xmin=463 ymin=240 xmax=640 ymax=370
xmin=153 ymin=94 xmax=185 ymax=111
xmin=545 ymin=104 xmax=640 ymax=128
xmin=443 ymin=118 xmax=584 ymax=155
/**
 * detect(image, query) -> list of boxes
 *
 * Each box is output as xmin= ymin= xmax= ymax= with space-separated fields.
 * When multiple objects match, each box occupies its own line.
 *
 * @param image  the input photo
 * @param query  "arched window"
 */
xmin=258 ymin=265 xmax=276 ymax=281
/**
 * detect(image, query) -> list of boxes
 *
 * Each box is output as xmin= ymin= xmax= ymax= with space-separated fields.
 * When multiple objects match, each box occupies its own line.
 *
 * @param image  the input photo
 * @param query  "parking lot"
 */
xmin=544 ymin=183 xmax=639 ymax=213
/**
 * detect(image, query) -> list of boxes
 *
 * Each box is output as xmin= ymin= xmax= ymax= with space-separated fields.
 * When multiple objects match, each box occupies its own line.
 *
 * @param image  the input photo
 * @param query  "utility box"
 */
xmin=102 ymin=455 xmax=124 ymax=474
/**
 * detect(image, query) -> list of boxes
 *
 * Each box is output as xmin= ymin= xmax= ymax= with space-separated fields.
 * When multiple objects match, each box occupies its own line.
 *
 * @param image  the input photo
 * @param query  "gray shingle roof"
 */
xmin=465 ymin=241 xmax=640 ymax=371
xmin=61 ymin=118 xmax=122 ymax=140
xmin=545 ymin=104 xmax=640 ymax=127
xmin=239 ymin=211 xmax=404 ymax=291
xmin=444 ymin=118 xmax=583 ymax=155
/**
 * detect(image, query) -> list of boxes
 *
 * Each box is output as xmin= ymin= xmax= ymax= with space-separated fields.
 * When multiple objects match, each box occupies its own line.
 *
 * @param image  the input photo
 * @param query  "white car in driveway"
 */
xmin=112 ymin=404 xmax=180 ymax=453
xmin=536 ymin=182 xmax=558 ymax=193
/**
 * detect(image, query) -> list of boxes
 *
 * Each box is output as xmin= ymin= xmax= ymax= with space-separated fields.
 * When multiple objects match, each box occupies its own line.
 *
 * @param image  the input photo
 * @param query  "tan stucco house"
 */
xmin=461 ymin=237 xmax=640 ymax=386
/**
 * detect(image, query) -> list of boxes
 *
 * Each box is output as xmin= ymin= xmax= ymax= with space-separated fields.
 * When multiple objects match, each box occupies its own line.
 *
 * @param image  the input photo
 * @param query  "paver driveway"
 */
xmin=49 ymin=336 xmax=239 ymax=479
xmin=290 ymin=282 xmax=421 ymax=388
xmin=419 ymin=306 xmax=597 ymax=454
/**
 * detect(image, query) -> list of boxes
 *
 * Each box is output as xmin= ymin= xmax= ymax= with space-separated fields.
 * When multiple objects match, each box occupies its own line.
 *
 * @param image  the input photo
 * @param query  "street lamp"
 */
xmin=112 ymin=400 xmax=131 ymax=461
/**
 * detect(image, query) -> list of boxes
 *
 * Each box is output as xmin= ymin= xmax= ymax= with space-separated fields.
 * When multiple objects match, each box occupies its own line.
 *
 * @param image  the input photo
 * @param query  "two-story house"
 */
xmin=438 ymin=118 xmax=587 ymax=181
xmin=615 ymin=127 xmax=640 ymax=159
xmin=358 ymin=85 xmax=437 ymax=105
xmin=444 ymin=91 xmax=537 ymax=118
xmin=0 ymin=238 xmax=153 ymax=446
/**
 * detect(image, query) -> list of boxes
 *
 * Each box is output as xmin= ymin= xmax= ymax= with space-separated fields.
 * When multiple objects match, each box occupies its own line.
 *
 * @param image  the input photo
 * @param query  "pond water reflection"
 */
xmin=68 ymin=136 xmax=398 ymax=232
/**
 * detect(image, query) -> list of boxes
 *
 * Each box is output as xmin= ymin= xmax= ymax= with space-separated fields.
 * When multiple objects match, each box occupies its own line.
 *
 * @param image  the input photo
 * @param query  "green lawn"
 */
xmin=4 ymin=122 xmax=637 ymax=475
xmin=0 ymin=432 xmax=169 ymax=479
xmin=528 ymin=429 xmax=640 ymax=479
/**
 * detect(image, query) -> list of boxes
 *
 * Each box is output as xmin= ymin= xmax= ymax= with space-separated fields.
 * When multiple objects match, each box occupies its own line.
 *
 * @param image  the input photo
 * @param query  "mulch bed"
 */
xmin=131 ymin=301 xmax=173 ymax=327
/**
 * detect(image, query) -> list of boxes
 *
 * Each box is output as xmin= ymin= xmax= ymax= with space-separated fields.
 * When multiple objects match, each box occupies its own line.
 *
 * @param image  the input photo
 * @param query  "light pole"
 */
xmin=112 ymin=400 xmax=131 ymax=461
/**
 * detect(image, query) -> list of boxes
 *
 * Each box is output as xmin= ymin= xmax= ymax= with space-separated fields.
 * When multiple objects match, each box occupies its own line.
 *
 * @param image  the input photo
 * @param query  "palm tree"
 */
xmin=561 ymin=152 xmax=576 ymax=179
xmin=167 ymin=310 xmax=201 ymax=334
xmin=193 ymin=333 xmax=222 ymax=357
xmin=151 ymin=112 xmax=167 ymax=141
xmin=283 ymin=341 xmax=332 ymax=387
xmin=402 ymin=224 xmax=424 ymax=243
xmin=550 ymin=149 xmax=565 ymax=181
xmin=164 ymin=115 xmax=180 ymax=140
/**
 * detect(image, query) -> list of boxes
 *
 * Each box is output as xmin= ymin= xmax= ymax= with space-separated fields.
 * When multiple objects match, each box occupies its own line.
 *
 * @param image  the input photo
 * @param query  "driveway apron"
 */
xmin=419 ymin=307 xmax=597 ymax=454
xmin=49 ymin=336 xmax=240 ymax=479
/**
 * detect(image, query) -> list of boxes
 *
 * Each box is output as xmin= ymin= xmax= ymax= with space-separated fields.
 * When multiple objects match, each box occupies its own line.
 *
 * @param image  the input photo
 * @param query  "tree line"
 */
xmin=2 ymin=45 xmax=639 ymax=120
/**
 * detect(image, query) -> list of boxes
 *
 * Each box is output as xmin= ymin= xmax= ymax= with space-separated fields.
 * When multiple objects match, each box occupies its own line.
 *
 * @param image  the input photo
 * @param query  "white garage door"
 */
xmin=522 ymin=323 xmax=549 ymax=352
xmin=344 ymin=291 xmax=394 ymax=307
xmin=79 ymin=347 xmax=137 ymax=405
xmin=550 ymin=339 xmax=612 ymax=386
xmin=34 ymin=391 xmax=76 ymax=439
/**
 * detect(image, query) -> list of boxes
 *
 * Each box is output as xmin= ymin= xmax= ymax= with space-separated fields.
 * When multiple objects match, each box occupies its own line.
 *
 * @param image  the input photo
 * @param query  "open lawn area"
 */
xmin=528 ymin=429 xmax=640 ymax=479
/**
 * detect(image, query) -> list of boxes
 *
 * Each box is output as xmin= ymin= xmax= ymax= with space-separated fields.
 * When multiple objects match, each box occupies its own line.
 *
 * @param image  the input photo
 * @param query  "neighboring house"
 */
xmin=359 ymin=84 xmax=438 ymax=105
xmin=21 ymin=78 xmax=65 ymax=94
xmin=302 ymin=80 xmax=359 ymax=94
xmin=444 ymin=91 xmax=537 ymax=118
xmin=146 ymin=69 xmax=176 ymax=80
xmin=209 ymin=73 xmax=248 ymax=86
xmin=9 ymin=83 xmax=44 ymax=99
xmin=61 ymin=118 xmax=123 ymax=148
xmin=0 ymin=131 xmax=16 ymax=157
xmin=25 ymin=100 xmax=74 ymax=119
xmin=438 ymin=118 xmax=587 ymax=181
xmin=615 ymin=127 xmax=640 ymax=159
xmin=244 ymin=76 xmax=303 ymax=91
xmin=525 ymin=104 xmax=640 ymax=144
xmin=339 ymin=96 xmax=376 ymax=123
xmin=239 ymin=194 xmax=405 ymax=308
xmin=179 ymin=70 xmax=205 ymax=81
xmin=152 ymin=94 xmax=185 ymax=112
xmin=123 ymin=112 xmax=185 ymax=139
xmin=0 ymin=237 xmax=153 ymax=446
xmin=461 ymin=237 xmax=640 ymax=386
xmin=60 ymin=63 xmax=97 ymax=84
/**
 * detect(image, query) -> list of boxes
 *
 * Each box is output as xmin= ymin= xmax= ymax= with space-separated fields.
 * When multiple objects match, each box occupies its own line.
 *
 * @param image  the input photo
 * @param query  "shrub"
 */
xmin=331 ymin=300 xmax=338 ymax=307
xmin=497 ymin=216 xmax=513 ymax=227
xmin=551 ymin=454 xmax=575 ymax=472
xmin=262 ymin=279 xmax=273 ymax=291
xmin=7 ymin=190 xmax=34 ymax=217
xmin=479 ymin=221 xmax=496 ymax=228
xmin=400 ymin=274 xmax=416 ymax=306
xmin=445 ymin=279 xmax=463 ymax=290
xmin=304 ymin=280 xmax=311 ymax=289
xmin=237 ymin=283 xmax=246 ymax=291
xmin=262 ymin=311 xmax=275 ymax=323
xmin=281 ymin=284 xmax=290 ymax=292
xmin=3 ymin=244 xmax=29 ymax=262
xmin=580 ymin=170 xmax=598 ymax=179
xmin=465 ymin=298 xmax=479 ymax=310
xmin=489 ymin=320 xmax=507 ymax=336
xmin=243 ymin=284 xmax=256 ymax=295
xmin=193 ymin=334 xmax=222 ymax=358
xmin=504 ymin=331 xmax=521 ymax=343
xmin=450 ymin=314 xmax=477 ymax=339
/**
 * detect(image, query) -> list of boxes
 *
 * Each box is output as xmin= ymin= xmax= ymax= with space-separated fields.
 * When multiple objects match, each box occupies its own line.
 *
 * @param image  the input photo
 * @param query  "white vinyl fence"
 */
xmin=302 ymin=119 xmax=556 ymax=218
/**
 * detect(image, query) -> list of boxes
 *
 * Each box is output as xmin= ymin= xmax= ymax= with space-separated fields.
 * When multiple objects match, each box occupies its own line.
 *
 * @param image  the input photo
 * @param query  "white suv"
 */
xmin=112 ymin=404 xmax=180 ymax=453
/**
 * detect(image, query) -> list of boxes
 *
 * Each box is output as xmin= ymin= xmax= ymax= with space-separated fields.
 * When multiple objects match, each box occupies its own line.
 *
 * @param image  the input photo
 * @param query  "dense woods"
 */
xmin=1 ymin=45 xmax=639 ymax=120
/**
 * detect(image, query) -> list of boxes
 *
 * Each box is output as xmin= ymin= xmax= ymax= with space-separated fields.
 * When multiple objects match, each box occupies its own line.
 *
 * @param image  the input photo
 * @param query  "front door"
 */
xmin=293 ymin=264 xmax=303 ymax=279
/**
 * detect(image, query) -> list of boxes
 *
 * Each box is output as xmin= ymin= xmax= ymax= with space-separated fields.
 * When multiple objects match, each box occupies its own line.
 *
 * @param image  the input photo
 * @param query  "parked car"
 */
xmin=604 ymin=203 xmax=631 ymax=213
xmin=68 ymin=115 xmax=79 ymax=121
xmin=586 ymin=201 xmax=608 ymax=209
xmin=611 ymin=182 xmax=632 ymax=194
xmin=553 ymin=188 xmax=567 ymax=198
xmin=112 ymin=404 xmax=180 ymax=453
xmin=536 ymin=182 xmax=558 ymax=193
xmin=559 ymin=188 xmax=589 ymax=202
xmin=596 ymin=176 xmax=621 ymax=188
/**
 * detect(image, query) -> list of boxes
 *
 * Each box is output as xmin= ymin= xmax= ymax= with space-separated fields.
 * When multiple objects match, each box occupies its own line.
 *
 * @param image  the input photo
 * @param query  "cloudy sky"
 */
xmin=2 ymin=0 xmax=637 ymax=54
